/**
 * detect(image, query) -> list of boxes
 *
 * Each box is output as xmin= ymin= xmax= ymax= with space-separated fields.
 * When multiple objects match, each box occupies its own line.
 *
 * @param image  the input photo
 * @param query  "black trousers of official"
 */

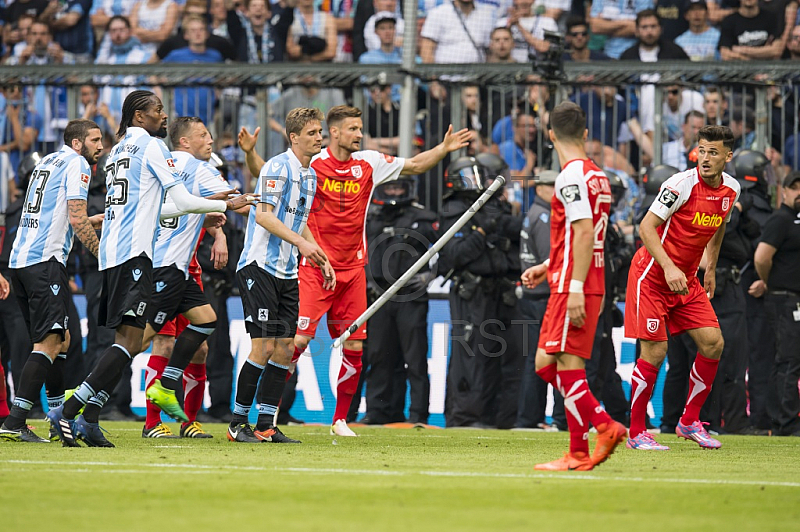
xmin=661 ymin=281 xmax=749 ymax=432
xmin=585 ymin=310 xmax=630 ymax=425
xmin=764 ymin=293 xmax=800 ymax=435
xmin=742 ymin=269 xmax=776 ymax=430
xmin=366 ymin=299 xmax=430 ymax=424
xmin=445 ymin=286 xmax=524 ymax=429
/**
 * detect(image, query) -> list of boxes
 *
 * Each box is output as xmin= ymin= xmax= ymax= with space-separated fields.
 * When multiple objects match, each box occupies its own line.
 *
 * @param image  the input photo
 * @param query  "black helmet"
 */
xmin=474 ymin=153 xmax=508 ymax=179
xmin=642 ymin=165 xmax=678 ymax=197
xmin=445 ymin=156 xmax=488 ymax=194
xmin=372 ymin=177 xmax=417 ymax=207
xmin=732 ymin=149 xmax=769 ymax=190
xmin=209 ymin=152 xmax=229 ymax=180
xmin=16 ymin=151 xmax=42 ymax=190
xmin=604 ymin=169 xmax=627 ymax=205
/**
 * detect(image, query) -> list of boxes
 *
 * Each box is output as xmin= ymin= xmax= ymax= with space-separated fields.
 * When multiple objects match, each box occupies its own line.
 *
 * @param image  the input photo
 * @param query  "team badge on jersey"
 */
xmin=658 ymin=188 xmax=678 ymax=208
xmin=351 ymin=166 xmax=362 ymax=178
xmin=298 ymin=316 xmax=310 ymax=329
xmin=258 ymin=308 xmax=269 ymax=321
xmin=561 ymin=185 xmax=581 ymax=203
xmin=722 ymin=197 xmax=730 ymax=211
xmin=647 ymin=319 xmax=659 ymax=333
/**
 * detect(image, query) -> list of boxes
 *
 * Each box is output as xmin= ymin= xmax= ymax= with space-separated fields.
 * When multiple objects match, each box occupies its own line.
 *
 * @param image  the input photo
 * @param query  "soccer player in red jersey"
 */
xmin=625 ymin=125 xmax=740 ymax=451
xmin=239 ymin=105 xmax=471 ymax=436
xmin=522 ymin=102 xmax=627 ymax=471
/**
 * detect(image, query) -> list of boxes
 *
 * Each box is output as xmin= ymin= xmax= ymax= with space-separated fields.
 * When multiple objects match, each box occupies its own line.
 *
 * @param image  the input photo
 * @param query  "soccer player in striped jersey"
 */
xmin=227 ymin=107 xmax=335 ymax=444
xmin=521 ymin=102 xmax=627 ymax=471
xmin=624 ymin=126 xmax=740 ymax=451
xmin=141 ymin=116 xmax=251 ymax=439
xmin=49 ymin=91 xmax=255 ymax=447
xmin=0 ymin=119 xmax=105 ymax=443
xmin=238 ymin=105 xmax=471 ymax=437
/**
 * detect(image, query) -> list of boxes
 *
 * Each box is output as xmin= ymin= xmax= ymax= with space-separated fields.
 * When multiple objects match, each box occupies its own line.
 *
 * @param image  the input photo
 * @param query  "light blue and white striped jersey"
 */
xmin=153 ymin=151 xmax=230 ymax=277
xmin=9 ymin=145 xmax=91 ymax=269
xmin=99 ymin=127 xmax=179 ymax=271
xmin=237 ymin=148 xmax=317 ymax=279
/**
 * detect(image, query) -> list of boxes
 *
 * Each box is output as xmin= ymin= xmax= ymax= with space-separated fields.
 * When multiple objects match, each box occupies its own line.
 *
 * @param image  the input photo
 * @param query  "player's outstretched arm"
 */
xmin=639 ymin=211 xmax=688 ymax=295
xmin=400 ymin=125 xmax=473 ymax=176
xmin=165 ymin=185 xmax=256 ymax=216
xmin=68 ymin=199 xmax=100 ymax=258
xmin=703 ymin=223 xmax=727 ymax=299
xmin=567 ymin=218 xmax=593 ymax=328
xmin=238 ymin=126 xmax=266 ymax=178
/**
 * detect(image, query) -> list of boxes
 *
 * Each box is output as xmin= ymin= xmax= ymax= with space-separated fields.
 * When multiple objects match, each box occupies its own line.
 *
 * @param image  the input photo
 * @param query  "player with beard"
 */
xmin=239 ymin=105 xmax=471 ymax=437
xmin=48 ymin=91 xmax=254 ymax=447
xmin=0 ymin=120 xmax=104 ymax=443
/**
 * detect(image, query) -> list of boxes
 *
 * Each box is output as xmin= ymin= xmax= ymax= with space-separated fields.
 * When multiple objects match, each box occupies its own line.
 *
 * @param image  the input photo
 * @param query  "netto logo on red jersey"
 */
xmin=692 ymin=212 xmax=723 ymax=227
xmin=322 ymin=178 xmax=361 ymax=194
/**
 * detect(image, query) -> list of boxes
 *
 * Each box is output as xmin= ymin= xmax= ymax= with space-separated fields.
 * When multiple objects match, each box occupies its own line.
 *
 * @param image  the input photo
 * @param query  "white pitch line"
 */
xmin=1 ymin=460 xmax=798 ymax=488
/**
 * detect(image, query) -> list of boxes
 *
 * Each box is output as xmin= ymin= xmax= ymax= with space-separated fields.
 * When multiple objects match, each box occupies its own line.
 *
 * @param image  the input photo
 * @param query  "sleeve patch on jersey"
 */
xmin=539 ymin=212 xmax=549 ymax=223
xmin=383 ymin=154 xmax=396 ymax=163
xmin=80 ymin=173 xmax=90 ymax=189
xmin=560 ymin=185 xmax=581 ymax=203
xmin=657 ymin=187 xmax=678 ymax=208
xmin=166 ymin=158 xmax=176 ymax=168
xmin=265 ymin=180 xmax=278 ymax=190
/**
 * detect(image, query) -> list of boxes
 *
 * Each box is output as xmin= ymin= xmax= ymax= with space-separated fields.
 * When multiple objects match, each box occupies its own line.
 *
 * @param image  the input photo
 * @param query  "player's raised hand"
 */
xmin=441 ymin=125 xmax=474 ymax=153
xmin=704 ymin=269 xmax=716 ymax=300
xmin=203 ymin=212 xmax=227 ymax=228
xmin=238 ymin=126 xmax=260 ymax=153
xmin=664 ymin=264 xmax=689 ymax=295
xmin=521 ymin=263 xmax=548 ymax=288
xmin=298 ymin=239 xmax=328 ymax=268
xmin=567 ymin=292 xmax=586 ymax=328
xmin=321 ymin=261 xmax=336 ymax=291
xmin=0 ymin=273 xmax=9 ymax=300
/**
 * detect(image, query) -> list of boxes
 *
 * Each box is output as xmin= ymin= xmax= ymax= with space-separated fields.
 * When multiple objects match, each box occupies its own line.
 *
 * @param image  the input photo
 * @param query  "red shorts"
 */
xmin=624 ymin=271 xmax=719 ymax=342
xmin=538 ymin=293 xmax=603 ymax=359
xmin=297 ymin=263 xmax=367 ymax=341
xmin=158 ymin=260 xmax=204 ymax=337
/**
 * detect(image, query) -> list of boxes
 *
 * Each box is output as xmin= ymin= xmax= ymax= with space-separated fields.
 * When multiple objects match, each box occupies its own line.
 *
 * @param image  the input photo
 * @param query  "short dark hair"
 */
xmin=549 ymin=102 xmax=586 ymax=143
xmin=697 ymin=125 xmax=735 ymax=151
xmin=565 ymin=15 xmax=587 ymax=33
xmin=107 ymin=15 xmax=131 ymax=31
xmin=64 ymin=119 xmax=101 ymax=145
xmin=636 ymin=9 xmax=660 ymax=26
xmin=169 ymin=116 xmax=205 ymax=147
xmin=30 ymin=20 xmax=52 ymax=34
xmin=684 ymin=110 xmax=705 ymax=124
xmin=490 ymin=26 xmax=513 ymax=39
xmin=327 ymin=105 xmax=362 ymax=129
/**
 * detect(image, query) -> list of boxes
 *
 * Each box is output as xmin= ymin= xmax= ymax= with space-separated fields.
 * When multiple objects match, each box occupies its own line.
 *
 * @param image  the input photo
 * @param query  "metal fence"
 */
xmin=3 ymin=60 xmax=800 ymax=214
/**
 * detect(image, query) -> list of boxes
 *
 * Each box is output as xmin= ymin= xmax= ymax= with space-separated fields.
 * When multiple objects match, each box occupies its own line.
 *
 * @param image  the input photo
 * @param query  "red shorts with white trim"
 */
xmin=538 ymin=293 xmax=603 ymax=359
xmin=158 ymin=261 xmax=204 ymax=337
xmin=297 ymin=263 xmax=367 ymax=341
xmin=624 ymin=271 xmax=719 ymax=342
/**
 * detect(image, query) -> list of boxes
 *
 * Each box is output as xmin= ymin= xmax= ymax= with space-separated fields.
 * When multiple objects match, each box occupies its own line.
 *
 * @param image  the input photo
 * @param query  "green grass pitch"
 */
xmin=2 ymin=423 xmax=799 ymax=531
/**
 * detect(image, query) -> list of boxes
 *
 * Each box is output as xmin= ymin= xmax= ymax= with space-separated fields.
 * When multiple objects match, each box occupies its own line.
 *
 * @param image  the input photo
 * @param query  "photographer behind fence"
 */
xmin=440 ymin=154 xmax=523 ymax=429
xmin=361 ymin=177 xmax=437 ymax=426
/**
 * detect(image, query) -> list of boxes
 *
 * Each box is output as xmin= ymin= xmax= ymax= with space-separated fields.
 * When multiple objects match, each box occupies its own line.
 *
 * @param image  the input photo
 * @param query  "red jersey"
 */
xmin=548 ymin=159 xmax=612 ymax=295
xmin=631 ymin=168 xmax=741 ymax=290
xmin=308 ymin=148 xmax=405 ymax=269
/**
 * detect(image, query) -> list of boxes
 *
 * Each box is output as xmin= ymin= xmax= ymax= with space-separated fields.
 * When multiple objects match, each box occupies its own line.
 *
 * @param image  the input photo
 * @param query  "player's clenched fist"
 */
xmin=298 ymin=239 xmax=328 ymax=268
xmin=521 ymin=263 xmax=548 ymax=289
xmin=664 ymin=264 xmax=689 ymax=295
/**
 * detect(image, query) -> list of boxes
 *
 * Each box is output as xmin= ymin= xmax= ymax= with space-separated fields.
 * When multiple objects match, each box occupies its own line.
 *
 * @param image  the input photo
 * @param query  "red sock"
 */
xmin=183 ymin=363 xmax=206 ymax=424
xmin=0 ymin=364 xmax=9 ymax=418
xmin=536 ymin=363 xmax=557 ymax=386
xmin=287 ymin=346 xmax=303 ymax=381
xmin=145 ymin=355 xmax=168 ymax=429
xmin=629 ymin=358 xmax=659 ymax=438
xmin=333 ymin=348 xmax=362 ymax=423
xmin=558 ymin=369 xmax=612 ymax=455
xmin=680 ymin=354 xmax=719 ymax=426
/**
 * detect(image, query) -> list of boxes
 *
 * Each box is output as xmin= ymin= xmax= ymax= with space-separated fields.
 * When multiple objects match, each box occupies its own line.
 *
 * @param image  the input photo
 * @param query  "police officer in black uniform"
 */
xmin=733 ymin=150 xmax=776 ymax=432
xmin=440 ymin=155 xmax=523 ymax=429
xmin=517 ymin=170 xmax=562 ymax=429
xmin=362 ymin=177 xmax=436 ymax=425
xmin=753 ymin=171 xmax=800 ymax=436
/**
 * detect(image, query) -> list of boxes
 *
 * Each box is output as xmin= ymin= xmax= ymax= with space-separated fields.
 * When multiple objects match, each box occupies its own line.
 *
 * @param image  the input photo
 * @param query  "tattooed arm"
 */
xmin=68 ymin=199 xmax=100 ymax=258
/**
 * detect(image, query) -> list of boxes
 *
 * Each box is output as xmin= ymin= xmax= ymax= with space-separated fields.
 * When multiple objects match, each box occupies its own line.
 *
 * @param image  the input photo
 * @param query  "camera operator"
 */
xmin=361 ymin=178 xmax=436 ymax=426
xmin=440 ymin=155 xmax=523 ymax=429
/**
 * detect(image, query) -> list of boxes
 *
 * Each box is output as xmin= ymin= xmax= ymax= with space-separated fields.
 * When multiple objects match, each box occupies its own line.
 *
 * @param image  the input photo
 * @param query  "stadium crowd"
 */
xmin=1 ymin=0 xmax=800 ymax=443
